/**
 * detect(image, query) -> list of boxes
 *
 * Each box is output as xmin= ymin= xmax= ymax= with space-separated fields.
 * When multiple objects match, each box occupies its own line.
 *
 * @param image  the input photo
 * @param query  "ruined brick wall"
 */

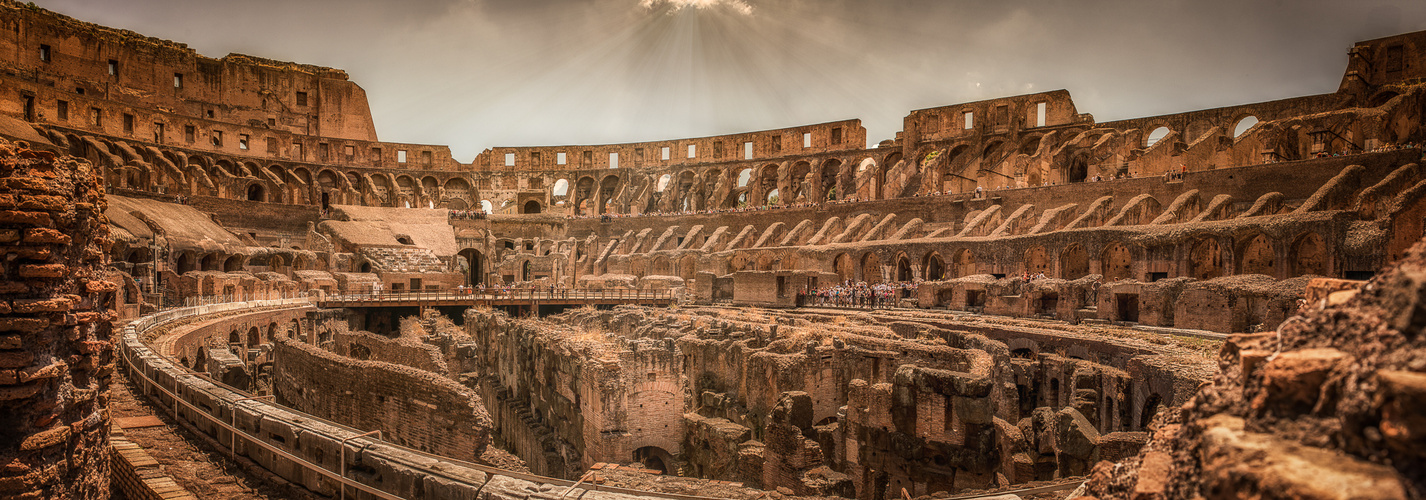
xmin=270 ymin=335 xmax=491 ymax=461
xmin=0 ymin=144 xmax=114 ymax=499
xmin=330 ymin=329 xmax=448 ymax=375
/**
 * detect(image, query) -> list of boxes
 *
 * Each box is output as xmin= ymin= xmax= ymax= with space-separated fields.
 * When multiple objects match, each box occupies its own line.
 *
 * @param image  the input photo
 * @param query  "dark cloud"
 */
xmin=33 ymin=0 xmax=1426 ymax=160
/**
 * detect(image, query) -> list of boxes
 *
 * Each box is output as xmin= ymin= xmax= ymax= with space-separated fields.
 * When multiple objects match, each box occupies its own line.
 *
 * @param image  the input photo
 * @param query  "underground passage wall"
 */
xmin=460 ymin=305 xmax=1214 ymax=499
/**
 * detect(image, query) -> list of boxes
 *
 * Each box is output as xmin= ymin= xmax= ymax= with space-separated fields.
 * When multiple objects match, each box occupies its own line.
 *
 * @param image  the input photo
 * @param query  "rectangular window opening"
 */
xmin=292 ymin=142 xmax=303 ymax=160
xmin=319 ymin=143 xmax=330 ymax=161
xmin=90 ymin=107 xmax=102 ymax=128
xmin=266 ymin=137 xmax=278 ymax=154
xmin=831 ymin=127 xmax=843 ymax=144
xmin=557 ymin=152 xmax=567 ymax=165
xmin=123 ymin=113 xmax=134 ymax=133
xmin=398 ymin=150 xmax=408 ymax=163
xmin=1036 ymin=102 xmax=1047 ymax=127
xmin=744 ymin=141 xmax=754 ymax=160
xmin=371 ymin=147 xmax=382 ymax=162
xmin=688 ymin=144 xmax=697 ymax=158
xmin=803 ymin=132 xmax=812 ymax=148
xmin=963 ymin=111 xmax=974 ymax=130
xmin=184 ymin=125 xmax=195 ymax=143
xmin=238 ymin=134 xmax=249 ymax=150
xmin=609 ymin=152 xmax=619 ymax=169
xmin=504 ymin=153 xmax=515 ymax=166
xmin=296 ymin=91 xmax=308 ymax=106
xmin=153 ymin=122 xmax=164 ymax=143
xmin=582 ymin=150 xmax=593 ymax=165
xmin=343 ymin=145 xmax=354 ymax=158
xmin=174 ymin=73 xmax=183 ymax=89
xmin=422 ymin=150 xmax=432 ymax=165
xmin=107 ymin=59 xmax=118 ymax=77
xmin=39 ymin=44 xmax=50 ymax=62
xmin=714 ymin=141 xmax=724 ymax=158
xmin=212 ymin=130 xmax=223 ymax=147
xmin=661 ymin=146 xmax=670 ymax=161
xmin=771 ymin=137 xmax=781 ymax=154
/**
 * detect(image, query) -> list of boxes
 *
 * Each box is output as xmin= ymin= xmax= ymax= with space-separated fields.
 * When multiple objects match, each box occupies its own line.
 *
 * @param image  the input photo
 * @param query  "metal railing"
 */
xmin=320 ymin=288 xmax=674 ymax=307
xmin=119 ymin=298 xmax=732 ymax=500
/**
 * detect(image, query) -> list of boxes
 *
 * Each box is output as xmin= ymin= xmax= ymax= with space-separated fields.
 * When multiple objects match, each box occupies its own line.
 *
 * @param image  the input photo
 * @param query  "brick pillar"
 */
xmin=0 ymin=145 xmax=114 ymax=499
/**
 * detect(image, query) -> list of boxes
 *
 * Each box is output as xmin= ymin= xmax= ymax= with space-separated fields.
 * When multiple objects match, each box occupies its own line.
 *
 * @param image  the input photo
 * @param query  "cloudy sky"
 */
xmin=39 ymin=0 xmax=1426 ymax=161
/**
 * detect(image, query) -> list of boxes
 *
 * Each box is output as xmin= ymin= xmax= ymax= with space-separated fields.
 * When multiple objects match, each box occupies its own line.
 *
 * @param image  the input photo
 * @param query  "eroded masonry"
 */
xmin=1 ymin=1 xmax=1426 ymax=499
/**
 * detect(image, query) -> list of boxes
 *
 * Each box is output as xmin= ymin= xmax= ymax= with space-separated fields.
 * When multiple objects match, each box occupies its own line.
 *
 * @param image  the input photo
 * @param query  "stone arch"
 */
xmin=1144 ymin=125 xmax=1173 ymax=148
xmin=1188 ymin=237 xmax=1225 ymax=280
xmin=223 ymin=255 xmax=245 ymax=272
xmin=788 ymin=160 xmax=812 ymax=202
xmin=756 ymin=253 xmax=775 ymax=272
xmin=1291 ymin=232 xmax=1327 ymax=277
xmin=1059 ymin=244 xmax=1090 ymax=280
xmin=598 ymin=175 xmax=620 ymax=214
xmin=679 ymin=254 xmax=697 ymax=281
xmin=951 ymin=248 xmax=976 ymax=278
xmin=833 ymin=253 xmax=854 ymax=282
xmin=522 ymin=200 xmax=542 ymax=214
xmin=1024 ymin=246 xmax=1049 ymax=275
xmin=651 ymin=255 xmax=672 ymax=276
xmin=245 ymin=182 xmax=266 ymax=202
xmin=1232 ymin=115 xmax=1260 ymax=138
xmin=444 ymin=178 xmax=474 ymax=210
xmin=1237 ymin=233 xmax=1277 ymax=276
xmin=1101 ymin=242 xmax=1133 ymax=281
xmin=820 ymin=159 xmax=843 ymax=201
xmin=923 ymin=252 xmax=946 ymax=281
xmin=895 ymin=253 xmax=912 ymax=282
xmin=860 ymin=252 xmax=882 ymax=283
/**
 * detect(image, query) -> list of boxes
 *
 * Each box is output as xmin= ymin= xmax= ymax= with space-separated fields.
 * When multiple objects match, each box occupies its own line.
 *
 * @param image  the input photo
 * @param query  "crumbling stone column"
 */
xmin=0 ymin=145 xmax=114 ymax=499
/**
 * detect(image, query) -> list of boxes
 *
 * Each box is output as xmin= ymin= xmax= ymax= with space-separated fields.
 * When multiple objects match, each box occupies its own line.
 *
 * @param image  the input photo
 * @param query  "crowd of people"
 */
xmin=802 ymin=280 xmax=920 ymax=309
xmin=448 ymin=210 xmax=487 ymax=220
xmin=575 ymin=200 xmax=825 ymax=221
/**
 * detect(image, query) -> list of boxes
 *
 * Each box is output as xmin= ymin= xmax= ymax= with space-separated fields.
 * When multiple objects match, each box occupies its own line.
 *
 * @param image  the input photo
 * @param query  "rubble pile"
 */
xmin=1077 ymin=241 xmax=1426 ymax=499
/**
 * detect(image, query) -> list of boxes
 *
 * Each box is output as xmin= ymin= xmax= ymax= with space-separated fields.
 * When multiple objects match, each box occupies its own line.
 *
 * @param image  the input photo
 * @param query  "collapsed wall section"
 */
xmin=0 ymin=144 xmax=115 ymax=499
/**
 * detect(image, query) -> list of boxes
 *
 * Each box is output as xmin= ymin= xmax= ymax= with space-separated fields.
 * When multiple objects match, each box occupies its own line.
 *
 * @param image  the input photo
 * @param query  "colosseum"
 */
xmin=1 ymin=1 xmax=1425 ymax=499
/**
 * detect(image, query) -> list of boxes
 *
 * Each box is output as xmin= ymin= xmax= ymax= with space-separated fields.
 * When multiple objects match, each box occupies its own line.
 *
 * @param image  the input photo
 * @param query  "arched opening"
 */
xmin=1145 ymin=127 xmax=1172 ymax=148
xmin=246 ymin=184 xmax=265 ymax=202
xmin=522 ymin=200 xmax=541 ymax=214
xmin=1233 ymin=116 xmax=1260 ymax=138
xmin=860 ymin=253 xmax=882 ymax=283
xmin=1101 ymin=243 xmax=1133 ymax=281
xmin=1067 ymin=151 xmax=1089 ymax=183
xmin=552 ymin=178 xmax=570 ymax=196
xmin=201 ymin=253 xmax=220 ymax=271
xmin=633 ymin=446 xmax=674 ymax=475
xmin=521 ymin=260 xmax=532 ymax=282
xmin=223 ymin=255 xmax=244 ymax=272
xmin=1238 ymin=233 xmax=1276 ymax=276
xmin=228 ymin=330 xmax=240 ymax=344
xmin=1059 ymin=244 xmax=1090 ymax=280
xmin=1292 ymin=233 xmax=1326 ymax=277
xmin=923 ymin=253 xmax=945 ymax=281
xmin=1024 ymin=246 xmax=1049 ymax=275
xmin=896 ymin=255 xmax=912 ymax=282
xmin=458 ymin=249 xmax=485 ymax=285
xmin=834 ymin=253 xmax=854 ymax=282
xmin=951 ymin=249 xmax=976 ymax=278
xmin=267 ymin=323 xmax=277 ymax=342
xmin=1189 ymin=238 xmax=1224 ymax=280
xmin=247 ymin=327 xmax=260 ymax=346
xmin=1049 ymin=378 xmax=1061 ymax=408
xmin=176 ymin=253 xmax=194 ymax=274
xmin=359 ymin=261 xmax=372 ymax=273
